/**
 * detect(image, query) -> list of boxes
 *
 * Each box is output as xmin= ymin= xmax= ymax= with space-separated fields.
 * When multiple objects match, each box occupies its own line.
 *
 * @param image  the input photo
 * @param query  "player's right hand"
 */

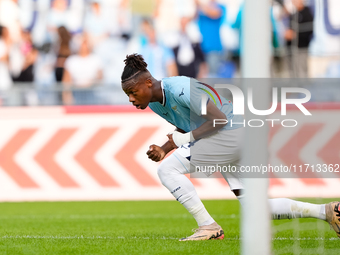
xmin=146 ymin=145 xmax=166 ymax=162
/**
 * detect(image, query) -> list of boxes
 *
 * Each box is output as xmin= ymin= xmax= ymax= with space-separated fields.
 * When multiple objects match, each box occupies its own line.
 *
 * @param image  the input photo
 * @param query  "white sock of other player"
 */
xmin=269 ymin=198 xmax=326 ymax=220
xmin=237 ymin=196 xmax=326 ymax=220
xmin=157 ymin=154 xmax=215 ymax=226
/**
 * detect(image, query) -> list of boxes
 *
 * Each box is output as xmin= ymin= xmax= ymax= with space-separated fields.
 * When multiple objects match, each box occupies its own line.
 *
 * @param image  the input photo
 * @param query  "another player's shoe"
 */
xmin=325 ymin=201 xmax=340 ymax=238
xmin=179 ymin=222 xmax=224 ymax=241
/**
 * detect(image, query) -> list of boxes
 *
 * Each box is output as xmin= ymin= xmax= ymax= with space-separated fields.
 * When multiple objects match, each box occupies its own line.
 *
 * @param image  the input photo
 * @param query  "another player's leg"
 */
xmin=269 ymin=198 xmax=326 ymax=220
xmin=269 ymin=198 xmax=340 ymax=238
xmin=157 ymin=149 xmax=224 ymax=241
xmin=235 ymin=191 xmax=340 ymax=238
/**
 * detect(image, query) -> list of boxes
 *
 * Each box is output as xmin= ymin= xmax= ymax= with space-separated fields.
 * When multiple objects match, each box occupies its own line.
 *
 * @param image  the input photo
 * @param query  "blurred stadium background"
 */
xmin=0 ymin=0 xmax=339 ymax=106
xmin=0 ymin=0 xmax=340 ymax=254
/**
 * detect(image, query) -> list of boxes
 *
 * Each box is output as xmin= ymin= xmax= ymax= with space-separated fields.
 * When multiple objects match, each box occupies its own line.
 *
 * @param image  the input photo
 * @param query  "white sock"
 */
xmin=237 ymin=196 xmax=326 ymax=220
xmin=187 ymin=201 xmax=215 ymax=226
xmin=157 ymin=155 xmax=215 ymax=226
xmin=269 ymin=198 xmax=326 ymax=220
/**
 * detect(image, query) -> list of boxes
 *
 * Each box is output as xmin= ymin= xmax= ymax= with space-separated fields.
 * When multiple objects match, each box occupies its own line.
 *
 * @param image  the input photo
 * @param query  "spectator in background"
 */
xmin=55 ymin=26 xmax=71 ymax=82
xmin=0 ymin=26 xmax=13 ymax=105
xmin=153 ymin=0 xmax=181 ymax=46
xmin=48 ymin=0 xmax=69 ymax=38
xmin=34 ymin=42 xmax=58 ymax=105
xmin=232 ymin=3 xmax=282 ymax=77
xmin=196 ymin=0 xmax=225 ymax=76
xmin=0 ymin=0 xmax=21 ymax=44
xmin=84 ymin=0 xmax=110 ymax=47
xmin=47 ymin=0 xmax=83 ymax=42
xmin=172 ymin=16 xmax=207 ymax=78
xmin=22 ymin=0 xmax=51 ymax=48
xmin=118 ymin=0 xmax=132 ymax=39
xmin=62 ymin=36 xmax=103 ymax=105
xmin=12 ymin=30 xmax=38 ymax=82
xmin=271 ymin=0 xmax=291 ymax=78
xmin=128 ymin=18 xmax=178 ymax=80
xmin=285 ymin=0 xmax=313 ymax=77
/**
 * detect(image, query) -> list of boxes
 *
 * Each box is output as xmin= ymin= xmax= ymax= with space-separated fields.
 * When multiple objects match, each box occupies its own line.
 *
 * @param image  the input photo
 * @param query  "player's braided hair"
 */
xmin=121 ymin=54 xmax=148 ymax=83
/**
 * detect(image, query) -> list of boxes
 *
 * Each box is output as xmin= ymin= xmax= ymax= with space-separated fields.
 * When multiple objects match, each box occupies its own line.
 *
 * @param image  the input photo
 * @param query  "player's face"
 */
xmin=122 ymin=80 xmax=152 ymax=110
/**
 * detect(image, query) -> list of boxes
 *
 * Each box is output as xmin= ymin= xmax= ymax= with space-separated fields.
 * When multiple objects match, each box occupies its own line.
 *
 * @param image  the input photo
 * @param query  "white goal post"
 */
xmin=241 ymin=0 xmax=271 ymax=254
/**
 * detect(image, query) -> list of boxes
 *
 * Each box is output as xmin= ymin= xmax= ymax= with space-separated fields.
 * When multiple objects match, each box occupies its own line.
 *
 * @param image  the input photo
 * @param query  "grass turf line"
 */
xmin=0 ymin=199 xmax=339 ymax=255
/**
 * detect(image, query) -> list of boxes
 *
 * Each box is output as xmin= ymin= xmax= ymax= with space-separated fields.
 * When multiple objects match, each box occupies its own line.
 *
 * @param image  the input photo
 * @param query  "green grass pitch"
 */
xmin=0 ymin=199 xmax=339 ymax=255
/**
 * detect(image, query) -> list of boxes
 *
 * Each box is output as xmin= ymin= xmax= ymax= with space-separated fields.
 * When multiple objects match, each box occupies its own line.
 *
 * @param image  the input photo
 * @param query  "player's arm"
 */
xmin=168 ymin=100 xmax=227 ymax=148
xmin=146 ymin=127 xmax=185 ymax=162
xmin=192 ymin=100 xmax=227 ymax=139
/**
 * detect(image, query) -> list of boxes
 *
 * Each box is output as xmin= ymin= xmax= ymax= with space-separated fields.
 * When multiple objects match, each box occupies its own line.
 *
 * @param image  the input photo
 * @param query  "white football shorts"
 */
xmin=172 ymin=127 xmax=245 ymax=191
